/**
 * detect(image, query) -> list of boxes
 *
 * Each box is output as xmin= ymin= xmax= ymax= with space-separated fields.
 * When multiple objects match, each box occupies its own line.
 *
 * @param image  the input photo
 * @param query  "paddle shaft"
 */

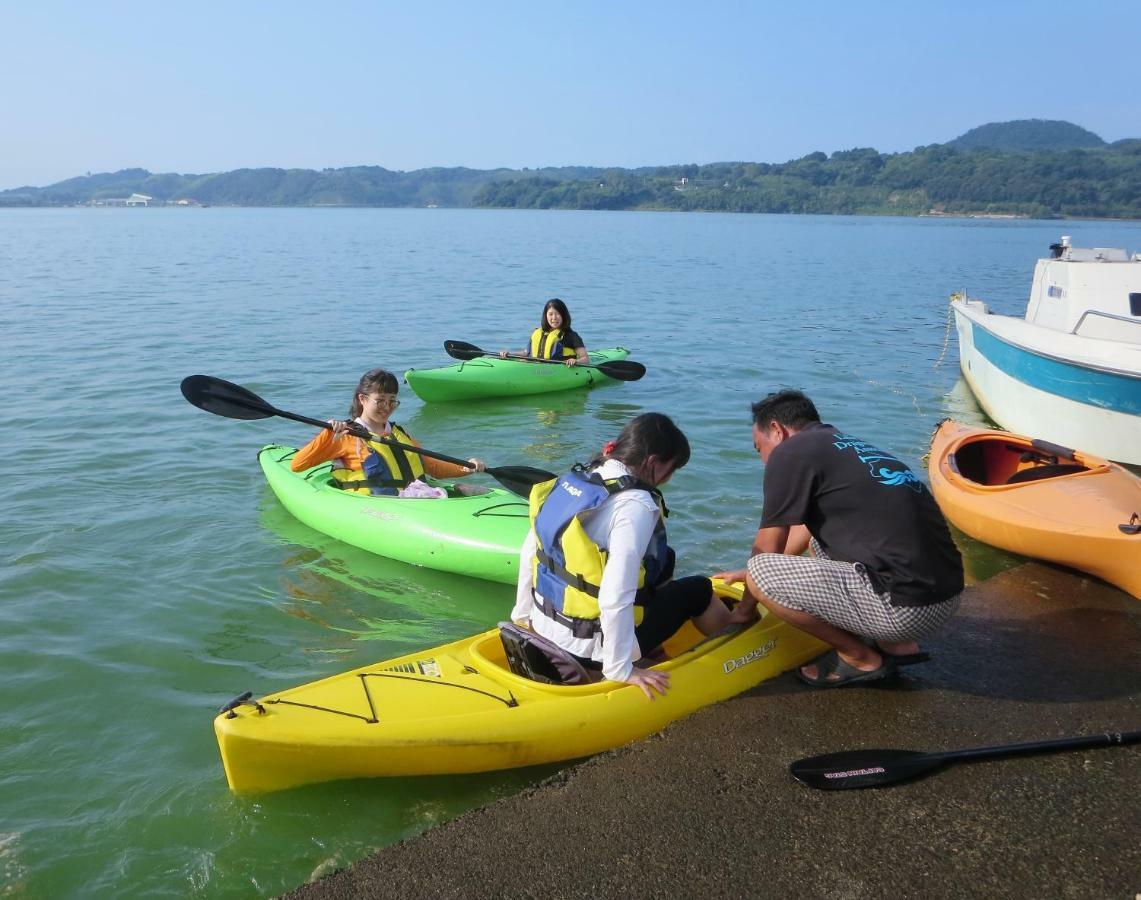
xmin=504 ymin=352 xmax=644 ymax=380
xmin=927 ymin=730 xmax=1141 ymax=765
xmin=508 ymin=352 xmax=588 ymax=367
xmin=442 ymin=340 xmax=643 ymax=380
xmin=221 ymin=393 xmax=477 ymax=470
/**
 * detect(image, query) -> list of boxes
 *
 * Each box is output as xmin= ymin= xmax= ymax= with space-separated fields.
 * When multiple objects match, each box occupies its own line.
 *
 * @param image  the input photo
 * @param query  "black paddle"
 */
xmin=179 ymin=374 xmax=555 ymax=497
xmin=790 ymin=729 xmax=1141 ymax=791
xmin=443 ymin=340 xmax=646 ymax=381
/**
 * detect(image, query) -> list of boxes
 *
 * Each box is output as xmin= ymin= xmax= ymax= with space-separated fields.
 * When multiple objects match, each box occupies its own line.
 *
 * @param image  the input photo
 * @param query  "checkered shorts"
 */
xmin=745 ymin=539 xmax=960 ymax=642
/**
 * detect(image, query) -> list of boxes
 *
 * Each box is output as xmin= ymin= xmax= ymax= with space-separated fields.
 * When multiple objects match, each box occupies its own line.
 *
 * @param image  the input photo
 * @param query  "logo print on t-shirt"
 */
xmin=832 ymin=433 xmax=923 ymax=492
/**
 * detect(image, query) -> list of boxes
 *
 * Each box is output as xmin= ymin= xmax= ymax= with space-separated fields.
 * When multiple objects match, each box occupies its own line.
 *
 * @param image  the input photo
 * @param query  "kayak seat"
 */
xmin=498 ymin=621 xmax=603 ymax=686
xmin=1006 ymin=463 xmax=1088 ymax=485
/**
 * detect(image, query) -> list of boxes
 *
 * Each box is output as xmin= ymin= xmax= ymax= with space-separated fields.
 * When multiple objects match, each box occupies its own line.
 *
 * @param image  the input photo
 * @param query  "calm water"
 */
xmin=3 ymin=208 xmax=1139 ymax=897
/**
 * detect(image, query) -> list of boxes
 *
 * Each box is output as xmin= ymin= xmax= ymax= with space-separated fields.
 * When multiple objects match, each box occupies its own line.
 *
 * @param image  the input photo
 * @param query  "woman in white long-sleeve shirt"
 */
xmin=510 ymin=413 xmax=732 ymax=699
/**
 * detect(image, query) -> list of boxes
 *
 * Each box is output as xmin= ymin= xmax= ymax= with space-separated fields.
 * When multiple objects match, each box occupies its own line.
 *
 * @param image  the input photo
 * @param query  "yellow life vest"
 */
xmin=528 ymin=327 xmax=575 ymax=360
xmin=528 ymin=468 xmax=674 ymax=637
xmin=331 ymin=423 xmax=426 ymax=495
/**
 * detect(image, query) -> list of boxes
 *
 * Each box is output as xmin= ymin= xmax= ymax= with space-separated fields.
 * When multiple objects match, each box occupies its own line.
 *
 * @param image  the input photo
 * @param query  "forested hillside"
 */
xmin=3 ymin=121 xmax=1138 ymax=219
xmin=474 ymin=142 xmax=1141 ymax=218
xmin=947 ymin=119 xmax=1105 ymax=152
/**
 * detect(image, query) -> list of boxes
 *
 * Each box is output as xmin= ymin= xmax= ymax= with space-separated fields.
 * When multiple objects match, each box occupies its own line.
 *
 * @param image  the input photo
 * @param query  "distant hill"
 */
xmin=947 ymin=119 xmax=1105 ymax=152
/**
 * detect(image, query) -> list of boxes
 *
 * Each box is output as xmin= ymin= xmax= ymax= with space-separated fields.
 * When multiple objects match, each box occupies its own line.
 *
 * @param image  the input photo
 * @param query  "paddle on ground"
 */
xmin=790 ymin=729 xmax=1141 ymax=791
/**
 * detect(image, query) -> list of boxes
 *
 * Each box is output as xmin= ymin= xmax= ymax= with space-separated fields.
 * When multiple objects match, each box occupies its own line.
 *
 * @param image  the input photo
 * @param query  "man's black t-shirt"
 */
xmin=760 ymin=423 xmax=963 ymax=606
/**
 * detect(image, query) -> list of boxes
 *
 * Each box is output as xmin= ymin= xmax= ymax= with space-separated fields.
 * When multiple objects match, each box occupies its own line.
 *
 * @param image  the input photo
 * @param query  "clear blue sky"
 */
xmin=2 ymin=0 xmax=1136 ymax=189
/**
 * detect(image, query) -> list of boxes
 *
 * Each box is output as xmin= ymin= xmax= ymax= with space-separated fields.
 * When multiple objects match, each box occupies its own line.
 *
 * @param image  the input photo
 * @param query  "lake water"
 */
xmin=3 ymin=208 xmax=1139 ymax=897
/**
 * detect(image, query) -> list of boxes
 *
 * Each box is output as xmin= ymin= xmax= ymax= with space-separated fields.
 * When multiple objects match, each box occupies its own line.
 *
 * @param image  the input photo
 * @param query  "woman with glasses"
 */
xmin=290 ymin=368 xmax=486 ymax=496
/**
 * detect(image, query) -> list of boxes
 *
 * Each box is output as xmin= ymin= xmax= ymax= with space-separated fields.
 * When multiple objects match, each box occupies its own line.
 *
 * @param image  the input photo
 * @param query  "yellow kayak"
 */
xmin=215 ymin=583 xmax=824 ymax=793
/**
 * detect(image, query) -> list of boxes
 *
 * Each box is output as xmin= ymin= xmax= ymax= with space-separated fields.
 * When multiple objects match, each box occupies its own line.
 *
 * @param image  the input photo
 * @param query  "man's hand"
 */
xmin=712 ymin=568 xmax=747 ymax=585
xmin=726 ymin=595 xmax=760 ymax=625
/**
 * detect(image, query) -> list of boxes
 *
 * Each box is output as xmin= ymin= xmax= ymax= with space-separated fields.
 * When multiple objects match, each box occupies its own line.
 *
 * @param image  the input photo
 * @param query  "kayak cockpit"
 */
xmin=948 ymin=435 xmax=1103 ymax=487
xmin=470 ymin=582 xmax=746 ymax=690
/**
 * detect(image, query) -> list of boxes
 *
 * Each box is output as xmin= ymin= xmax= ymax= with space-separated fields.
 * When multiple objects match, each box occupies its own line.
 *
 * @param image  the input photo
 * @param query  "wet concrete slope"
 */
xmin=285 ymin=563 xmax=1141 ymax=900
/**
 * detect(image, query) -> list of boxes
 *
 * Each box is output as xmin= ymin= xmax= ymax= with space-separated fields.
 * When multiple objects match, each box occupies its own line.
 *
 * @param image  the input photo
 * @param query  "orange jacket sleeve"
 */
xmin=291 ymin=429 xmax=362 ymax=472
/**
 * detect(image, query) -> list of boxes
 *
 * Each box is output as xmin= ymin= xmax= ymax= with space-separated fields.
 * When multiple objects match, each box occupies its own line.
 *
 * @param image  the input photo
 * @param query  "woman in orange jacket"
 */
xmin=292 ymin=368 xmax=485 ymax=496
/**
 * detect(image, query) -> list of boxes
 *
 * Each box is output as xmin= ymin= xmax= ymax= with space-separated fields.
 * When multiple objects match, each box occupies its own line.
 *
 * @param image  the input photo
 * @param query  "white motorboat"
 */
xmin=951 ymin=236 xmax=1141 ymax=465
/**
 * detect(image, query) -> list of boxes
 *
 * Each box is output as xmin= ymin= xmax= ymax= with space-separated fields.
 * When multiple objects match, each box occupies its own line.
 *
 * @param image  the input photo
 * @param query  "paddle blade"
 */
xmin=790 ymin=748 xmax=946 ymax=791
xmin=596 ymin=360 xmax=646 ymax=381
xmin=180 ymin=375 xmax=275 ymax=421
xmin=443 ymin=340 xmax=486 ymax=361
xmin=487 ymin=465 xmax=556 ymax=498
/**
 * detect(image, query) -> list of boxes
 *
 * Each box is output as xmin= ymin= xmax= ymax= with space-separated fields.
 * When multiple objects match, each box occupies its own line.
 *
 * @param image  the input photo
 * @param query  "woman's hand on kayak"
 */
xmin=563 ymin=357 xmax=577 ymax=366
xmin=625 ymin=667 xmax=670 ymax=700
xmin=498 ymin=350 xmax=509 ymax=358
xmin=712 ymin=568 xmax=747 ymax=585
xmin=466 ymin=458 xmax=487 ymax=473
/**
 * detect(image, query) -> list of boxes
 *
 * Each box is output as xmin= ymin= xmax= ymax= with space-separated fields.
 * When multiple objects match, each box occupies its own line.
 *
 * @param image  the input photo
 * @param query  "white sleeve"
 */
xmin=510 ymin=528 xmax=538 ymax=624
xmin=597 ymin=498 xmax=658 ymax=682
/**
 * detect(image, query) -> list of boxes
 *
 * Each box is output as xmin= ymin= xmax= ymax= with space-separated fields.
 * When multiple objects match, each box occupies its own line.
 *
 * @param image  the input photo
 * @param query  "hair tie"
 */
xmin=602 ymin=440 xmax=617 ymax=456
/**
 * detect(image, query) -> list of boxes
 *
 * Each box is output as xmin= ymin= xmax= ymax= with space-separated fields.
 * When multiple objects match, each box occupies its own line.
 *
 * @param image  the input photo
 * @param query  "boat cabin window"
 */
xmin=1130 ymin=293 xmax=1141 ymax=316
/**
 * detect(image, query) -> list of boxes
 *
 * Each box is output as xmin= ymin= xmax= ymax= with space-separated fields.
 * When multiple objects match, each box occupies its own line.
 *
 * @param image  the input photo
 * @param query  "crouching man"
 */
xmin=716 ymin=390 xmax=963 ymax=687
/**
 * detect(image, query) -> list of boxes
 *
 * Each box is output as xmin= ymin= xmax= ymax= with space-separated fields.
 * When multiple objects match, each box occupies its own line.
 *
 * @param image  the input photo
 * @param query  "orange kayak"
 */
xmin=928 ymin=420 xmax=1141 ymax=598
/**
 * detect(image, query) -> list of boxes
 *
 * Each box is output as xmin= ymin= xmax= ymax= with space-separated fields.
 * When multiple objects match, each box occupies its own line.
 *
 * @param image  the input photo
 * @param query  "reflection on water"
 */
xmin=941 ymin=375 xmax=1001 ymax=430
xmin=593 ymin=400 xmax=645 ymax=425
xmin=406 ymin=385 xmax=595 ymax=467
xmin=258 ymin=498 xmax=513 ymax=655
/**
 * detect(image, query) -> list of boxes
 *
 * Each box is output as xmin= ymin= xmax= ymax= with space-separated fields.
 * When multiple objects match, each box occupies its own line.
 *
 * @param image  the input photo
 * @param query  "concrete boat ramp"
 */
xmin=285 ymin=563 xmax=1140 ymax=899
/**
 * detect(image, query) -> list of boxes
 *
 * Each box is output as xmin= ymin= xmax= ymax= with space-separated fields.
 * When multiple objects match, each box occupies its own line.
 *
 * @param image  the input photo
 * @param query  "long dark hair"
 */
xmin=588 ymin=412 xmax=691 ymax=472
xmin=540 ymin=297 xmax=572 ymax=332
xmin=348 ymin=368 xmax=399 ymax=417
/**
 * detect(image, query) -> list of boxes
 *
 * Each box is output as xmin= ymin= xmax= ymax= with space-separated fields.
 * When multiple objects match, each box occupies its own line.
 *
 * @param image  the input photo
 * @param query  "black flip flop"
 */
xmin=796 ymin=649 xmax=897 ymax=688
xmin=876 ymin=647 xmax=931 ymax=666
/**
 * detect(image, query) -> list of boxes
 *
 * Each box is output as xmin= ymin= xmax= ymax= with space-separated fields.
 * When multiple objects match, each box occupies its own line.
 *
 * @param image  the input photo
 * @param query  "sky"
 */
xmin=2 ymin=0 xmax=1137 ymax=190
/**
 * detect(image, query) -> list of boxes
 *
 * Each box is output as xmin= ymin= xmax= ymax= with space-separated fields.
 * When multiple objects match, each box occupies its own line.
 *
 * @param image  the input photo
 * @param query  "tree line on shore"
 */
xmin=474 ymin=142 xmax=1141 ymax=219
xmin=5 ymin=134 xmax=1140 ymax=219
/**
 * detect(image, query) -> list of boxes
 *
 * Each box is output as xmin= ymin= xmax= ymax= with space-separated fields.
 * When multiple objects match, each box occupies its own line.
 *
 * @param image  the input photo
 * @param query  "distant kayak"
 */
xmin=258 ymin=445 xmax=529 ymax=583
xmin=928 ymin=420 xmax=1141 ymax=598
xmin=214 ymin=581 xmax=825 ymax=793
xmin=405 ymin=347 xmax=632 ymax=402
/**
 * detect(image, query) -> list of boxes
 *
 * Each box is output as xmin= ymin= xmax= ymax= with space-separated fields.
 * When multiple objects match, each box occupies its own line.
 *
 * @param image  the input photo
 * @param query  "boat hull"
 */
xmin=405 ymin=348 xmax=631 ymax=402
xmin=258 ymin=445 xmax=529 ymax=583
xmin=952 ymin=299 xmax=1141 ymax=465
xmin=214 ymin=584 xmax=826 ymax=793
xmin=928 ymin=419 xmax=1141 ymax=598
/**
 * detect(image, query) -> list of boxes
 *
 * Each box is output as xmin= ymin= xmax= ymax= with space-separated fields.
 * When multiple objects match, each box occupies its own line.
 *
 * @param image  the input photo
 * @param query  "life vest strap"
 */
xmin=535 ymin=547 xmax=600 ymax=598
xmin=533 ymin=590 xmax=601 ymax=639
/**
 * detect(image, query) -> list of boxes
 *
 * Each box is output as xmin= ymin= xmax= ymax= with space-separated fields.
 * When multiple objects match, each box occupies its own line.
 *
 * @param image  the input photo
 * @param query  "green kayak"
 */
xmin=405 ymin=348 xmax=631 ymax=402
xmin=258 ymin=445 xmax=529 ymax=584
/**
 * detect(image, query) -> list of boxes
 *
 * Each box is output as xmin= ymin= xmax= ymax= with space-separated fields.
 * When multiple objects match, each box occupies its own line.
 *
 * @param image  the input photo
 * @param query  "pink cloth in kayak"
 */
xmin=398 ymin=480 xmax=448 ymax=499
